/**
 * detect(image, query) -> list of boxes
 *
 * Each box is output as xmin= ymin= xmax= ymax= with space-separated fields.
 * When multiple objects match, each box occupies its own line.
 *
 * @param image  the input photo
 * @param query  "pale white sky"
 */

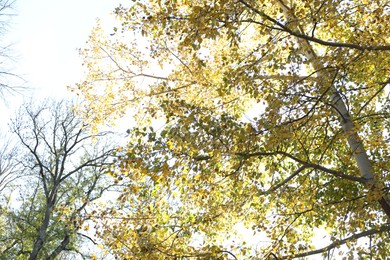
xmin=0 ymin=0 xmax=121 ymax=122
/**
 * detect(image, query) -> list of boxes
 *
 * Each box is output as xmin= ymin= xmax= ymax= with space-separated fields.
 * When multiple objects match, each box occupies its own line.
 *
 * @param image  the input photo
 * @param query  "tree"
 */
xmin=3 ymin=99 xmax=115 ymax=259
xmin=0 ymin=134 xmax=20 ymax=194
xmin=74 ymin=0 xmax=390 ymax=259
xmin=0 ymin=0 xmax=25 ymax=99
xmin=0 ymin=134 xmax=21 ymax=255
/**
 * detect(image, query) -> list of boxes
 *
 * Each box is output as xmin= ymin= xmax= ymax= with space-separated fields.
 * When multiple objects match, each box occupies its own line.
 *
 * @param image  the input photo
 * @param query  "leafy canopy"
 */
xmin=74 ymin=0 xmax=390 ymax=259
xmin=2 ymin=100 xmax=115 ymax=259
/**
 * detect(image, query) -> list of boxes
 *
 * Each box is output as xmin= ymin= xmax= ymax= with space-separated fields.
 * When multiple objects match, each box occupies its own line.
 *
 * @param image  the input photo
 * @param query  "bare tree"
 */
xmin=0 ymin=134 xmax=20 ymax=193
xmin=5 ymin=99 xmax=115 ymax=259
xmin=0 ymin=0 xmax=26 ymax=99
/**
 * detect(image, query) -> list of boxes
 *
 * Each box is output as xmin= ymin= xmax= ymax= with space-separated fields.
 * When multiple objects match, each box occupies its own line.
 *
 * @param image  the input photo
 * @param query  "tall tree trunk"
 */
xmin=274 ymin=0 xmax=390 ymax=218
xmin=29 ymin=198 xmax=55 ymax=260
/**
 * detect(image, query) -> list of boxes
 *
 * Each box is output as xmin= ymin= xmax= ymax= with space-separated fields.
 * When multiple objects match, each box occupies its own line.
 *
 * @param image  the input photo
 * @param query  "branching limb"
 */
xmin=280 ymin=225 xmax=390 ymax=259
xmin=261 ymin=165 xmax=307 ymax=195
xmin=77 ymin=232 xmax=98 ymax=245
xmin=238 ymin=151 xmax=365 ymax=183
xmin=238 ymin=0 xmax=390 ymax=51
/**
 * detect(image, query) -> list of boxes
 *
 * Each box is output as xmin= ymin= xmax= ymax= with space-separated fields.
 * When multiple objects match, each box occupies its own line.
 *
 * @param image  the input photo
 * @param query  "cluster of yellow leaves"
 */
xmin=74 ymin=0 xmax=390 ymax=258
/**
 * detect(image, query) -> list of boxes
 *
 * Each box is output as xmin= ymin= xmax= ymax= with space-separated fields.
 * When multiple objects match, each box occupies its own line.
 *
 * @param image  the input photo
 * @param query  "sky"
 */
xmin=0 ymin=0 xmax=121 ymax=122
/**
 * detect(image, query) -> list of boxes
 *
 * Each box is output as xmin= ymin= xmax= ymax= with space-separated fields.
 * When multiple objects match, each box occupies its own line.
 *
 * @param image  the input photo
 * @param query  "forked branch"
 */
xmin=280 ymin=225 xmax=390 ymax=259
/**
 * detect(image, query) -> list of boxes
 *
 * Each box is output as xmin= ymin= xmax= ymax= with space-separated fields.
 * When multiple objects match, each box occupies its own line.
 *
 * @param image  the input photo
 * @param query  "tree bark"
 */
xmin=28 ymin=200 xmax=55 ymax=260
xmin=272 ymin=0 xmax=390 ymax=218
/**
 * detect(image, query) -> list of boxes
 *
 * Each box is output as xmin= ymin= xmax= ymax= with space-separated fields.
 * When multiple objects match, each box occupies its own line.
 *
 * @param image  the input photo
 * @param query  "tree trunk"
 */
xmin=275 ymin=0 xmax=390 ymax=218
xmin=28 ymin=200 xmax=55 ymax=260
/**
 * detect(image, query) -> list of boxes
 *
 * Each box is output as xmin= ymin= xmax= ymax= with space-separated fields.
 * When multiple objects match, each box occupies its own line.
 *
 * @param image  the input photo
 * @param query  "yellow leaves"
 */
xmin=194 ymin=173 xmax=202 ymax=181
xmin=369 ymin=213 xmax=377 ymax=220
xmin=166 ymin=140 xmax=174 ymax=150
xmin=55 ymin=204 xmax=73 ymax=220
xmin=161 ymin=211 xmax=170 ymax=223
xmin=73 ymin=0 xmax=390 ymax=259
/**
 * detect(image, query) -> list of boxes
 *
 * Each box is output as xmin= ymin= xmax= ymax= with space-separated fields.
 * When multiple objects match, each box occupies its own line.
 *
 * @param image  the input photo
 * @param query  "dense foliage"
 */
xmin=73 ymin=0 xmax=390 ymax=259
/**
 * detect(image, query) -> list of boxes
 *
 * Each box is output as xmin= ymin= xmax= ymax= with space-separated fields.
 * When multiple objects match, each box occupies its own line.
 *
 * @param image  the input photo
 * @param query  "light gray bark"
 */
xmin=273 ymin=0 xmax=390 ymax=216
xmin=330 ymin=91 xmax=374 ymax=182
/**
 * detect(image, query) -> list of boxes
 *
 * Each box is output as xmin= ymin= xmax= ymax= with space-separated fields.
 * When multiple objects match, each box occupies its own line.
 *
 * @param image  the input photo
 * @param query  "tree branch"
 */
xmin=280 ymin=225 xmax=390 ymax=259
xmin=261 ymin=165 xmax=307 ymax=195
xmin=238 ymin=151 xmax=365 ymax=183
xmin=47 ymin=233 xmax=70 ymax=260
xmin=238 ymin=0 xmax=390 ymax=51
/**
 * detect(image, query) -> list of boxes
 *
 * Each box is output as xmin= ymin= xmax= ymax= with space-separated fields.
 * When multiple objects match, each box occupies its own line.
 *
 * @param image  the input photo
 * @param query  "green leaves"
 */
xmin=75 ymin=0 xmax=390 ymax=258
